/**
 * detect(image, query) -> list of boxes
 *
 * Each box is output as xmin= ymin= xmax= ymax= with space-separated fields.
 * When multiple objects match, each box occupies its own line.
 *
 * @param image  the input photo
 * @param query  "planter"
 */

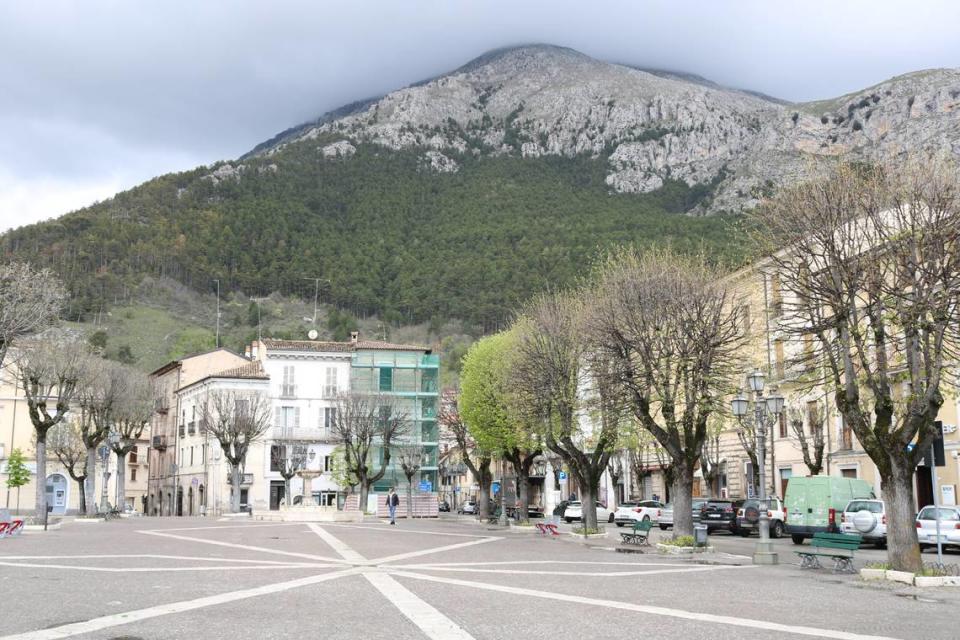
xmin=656 ymin=543 xmax=713 ymax=555
xmin=914 ymin=576 xmax=946 ymax=587
xmin=859 ymin=568 xmax=887 ymax=581
xmin=885 ymin=570 xmax=916 ymax=585
xmin=568 ymin=530 xmax=609 ymax=541
xmin=943 ymin=576 xmax=960 ymax=586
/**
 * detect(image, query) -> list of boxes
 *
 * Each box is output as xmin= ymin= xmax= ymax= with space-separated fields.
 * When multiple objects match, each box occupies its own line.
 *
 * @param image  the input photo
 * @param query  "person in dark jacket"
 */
xmin=387 ymin=488 xmax=400 ymax=525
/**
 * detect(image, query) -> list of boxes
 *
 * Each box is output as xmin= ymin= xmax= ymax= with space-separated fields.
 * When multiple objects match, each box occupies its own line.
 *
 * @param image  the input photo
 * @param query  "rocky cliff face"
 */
xmin=253 ymin=45 xmax=960 ymax=214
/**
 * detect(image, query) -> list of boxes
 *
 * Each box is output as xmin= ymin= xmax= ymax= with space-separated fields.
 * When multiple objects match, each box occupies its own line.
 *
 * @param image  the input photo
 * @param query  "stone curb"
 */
xmin=656 ymin=543 xmax=714 ymax=555
xmin=859 ymin=568 xmax=960 ymax=587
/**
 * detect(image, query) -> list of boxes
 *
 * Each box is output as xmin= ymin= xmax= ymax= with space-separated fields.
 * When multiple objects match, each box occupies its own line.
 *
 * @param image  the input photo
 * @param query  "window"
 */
xmin=270 ymin=445 xmax=281 ymax=472
xmin=276 ymin=406 xmax=300 ymax=429
xmin=190 ymin=446 xmax=194 ymax=466
xmin=281 ymin=366 xmax=296 ymax=397
xmin=379 ymin=367 xmax=393 ymax=392
xmin=324 ymin=455 xmax=331 ymax=472
xmin=131 ymin=468 xmax=137 ymax=482
xmin=918 ymin=507 xmax=960 ymax=521
xmin=778 ymin=412 xmax=787 ymax=438
xmin=129 ymin=447 xmax=138 ymax=464
xmin=773 ymin=339 xmax=785 ymax=379
xmin=324 ymin=367 xmax=338 ymax=397
xmin=841 ymin=468 xmax=858 ymax=479
xmin=323 ymin=407 xmax=337 ymax=434
xmin=769 ymin=273 xmax=783 ymax=317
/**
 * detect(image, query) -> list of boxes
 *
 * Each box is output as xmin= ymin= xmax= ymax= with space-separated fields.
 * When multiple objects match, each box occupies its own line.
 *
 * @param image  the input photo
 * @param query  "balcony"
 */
xmin=226 ymin=472 xmax=254 ymax=486
xmin=152 ymin=435 xmax=168 ymax=451
xmin=322 ymin=385 xmax=339 ymax=399
xmin=178 ymin=424 xmax=185 ymax=438
xmin=280 ymin=384 xmax=297 ymax=399
xmin=187 ymin=421 xmax=196 ymax=435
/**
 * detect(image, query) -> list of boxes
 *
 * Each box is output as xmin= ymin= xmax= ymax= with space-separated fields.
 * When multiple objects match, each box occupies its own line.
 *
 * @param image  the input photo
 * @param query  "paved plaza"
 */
xmin=0 ymin=517 xmax=957 ymax=640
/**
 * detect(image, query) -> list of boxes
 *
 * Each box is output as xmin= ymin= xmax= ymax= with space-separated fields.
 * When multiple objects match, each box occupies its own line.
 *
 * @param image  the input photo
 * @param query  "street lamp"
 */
xmin=99 ymin=432 xmax=120 ymax=513
xmin=731 ymin=371 xmax=784 ymax=566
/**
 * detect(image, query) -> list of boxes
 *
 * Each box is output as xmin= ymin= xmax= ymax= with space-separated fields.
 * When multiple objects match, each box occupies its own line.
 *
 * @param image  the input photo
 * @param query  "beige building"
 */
xmin=146 ymin=348 xmax=250 ymax=516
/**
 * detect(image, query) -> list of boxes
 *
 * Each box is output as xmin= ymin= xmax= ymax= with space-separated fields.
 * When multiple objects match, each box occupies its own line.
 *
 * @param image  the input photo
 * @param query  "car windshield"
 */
xmin=619 ymin=502 xmax=637 ymax=508
xmin=568 ymin=502 xmax=582 ymax=507
xmin=918 ymin=507 xmax=960 ymax=521
xmin=846 ymin=501 xmax=882 ymax=513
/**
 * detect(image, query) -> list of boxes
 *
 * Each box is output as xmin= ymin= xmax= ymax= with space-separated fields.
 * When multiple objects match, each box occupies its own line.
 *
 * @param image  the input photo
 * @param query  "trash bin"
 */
xmin=694 ymin=524 xmax=708 ymax=547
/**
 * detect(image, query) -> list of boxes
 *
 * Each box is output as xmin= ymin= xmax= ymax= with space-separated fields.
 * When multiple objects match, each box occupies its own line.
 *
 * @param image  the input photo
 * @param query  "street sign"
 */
xmin=419 ymin=481 xmax=432 ymax=492
xmin=492 ymin=482 xmax=501 ymax=494
xmin=558 ymin=471 xmax=567 ymax=482
xmin=454 ymin=486 xmax=461 ymax=493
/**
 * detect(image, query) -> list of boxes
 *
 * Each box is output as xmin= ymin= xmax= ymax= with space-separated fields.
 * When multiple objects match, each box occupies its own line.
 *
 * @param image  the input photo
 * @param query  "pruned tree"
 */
xmin=200 ymin=389 xmax=272 ymax=513
xmin=460 ymin=331 xmax=541 ymax=524
xmin=439 ymin=389 xmax=493 ymax=519
xmin=396 ymin=443 xmax=425 ymax=519
xmin=700 ymin=417 xmax=725 ymax=498
xmin=627 ymin=429 xmax=658 ymax=500
xmin=49 ymin=422 xmax=88 ymax=513
xmin=591 ymin=249 xmax=745 ymax=537
xmin=734 ymin=416 xmax=762 ymax=498
xmin=606 ymin=452 xmax=624 ymax=508
xmin=271 ymin=441 xmax=311 ymax=506
xmin=513 ymin=292 xmax=620 ymax=531
xmin=751 ymin=154 xmax=960 ymax=572
xmin=0 ymin=263 xmax=67 ymax=370
xmin=788 ymin=402 xmax=826 ymax=476
xmin=75 ymin=357 xmax=126 ymax=515
xmin=108 ymin=367 xmax=154 ymax=510
xmin=331 ymin=391 xmax=409 ymax=512
xmin=17 ymin=338 xmax=85 ymax=519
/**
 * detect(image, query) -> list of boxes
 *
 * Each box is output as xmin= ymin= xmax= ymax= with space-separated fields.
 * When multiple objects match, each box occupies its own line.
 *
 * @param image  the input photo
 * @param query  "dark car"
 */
xmin=700 ymin=499 xmax=744 ymax=534
xmin=438 ymin=500 xmax=450 ymax=512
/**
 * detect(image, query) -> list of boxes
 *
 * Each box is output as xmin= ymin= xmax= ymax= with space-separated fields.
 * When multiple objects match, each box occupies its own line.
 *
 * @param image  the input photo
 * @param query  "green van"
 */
xmin=784 ymin=476 xmax=875 ymax=544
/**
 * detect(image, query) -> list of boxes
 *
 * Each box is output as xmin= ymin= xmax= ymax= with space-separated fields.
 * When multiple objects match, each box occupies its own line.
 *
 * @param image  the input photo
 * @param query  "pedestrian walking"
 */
xmin=387 ymin=488 xmax=400 ymax=525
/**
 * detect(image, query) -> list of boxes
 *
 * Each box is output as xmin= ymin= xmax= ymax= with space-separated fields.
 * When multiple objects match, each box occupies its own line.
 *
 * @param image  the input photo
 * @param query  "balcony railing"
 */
xmin=152 ymin=435 xmax=168 ymax=450
xmin=322 ymin=385 xmax=339 ymax=399
xmin=178 ymin=424 xmax=185 ymax=438
xmin=187 ymin=421 xmax=196 ymax=435
xmin=280 ymin=384 xmax=297 ymax=399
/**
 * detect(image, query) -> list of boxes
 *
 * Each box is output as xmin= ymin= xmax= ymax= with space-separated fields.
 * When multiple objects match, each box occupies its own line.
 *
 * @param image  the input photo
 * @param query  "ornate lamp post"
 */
xmin=731 ymin=371 xmax=784 ymax=565
xmin=99 ymin=432 xmax=120 ymax=513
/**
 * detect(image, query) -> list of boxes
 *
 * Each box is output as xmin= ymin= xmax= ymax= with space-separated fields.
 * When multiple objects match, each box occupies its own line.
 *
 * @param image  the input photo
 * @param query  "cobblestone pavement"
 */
xmin=0 ymin=516 xmax=957 ymax=639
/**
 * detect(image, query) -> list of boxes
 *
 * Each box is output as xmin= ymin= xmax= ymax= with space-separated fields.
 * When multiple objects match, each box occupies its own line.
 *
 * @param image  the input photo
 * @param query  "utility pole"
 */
xmin=214 ymin=279 xmax=221 ymax=348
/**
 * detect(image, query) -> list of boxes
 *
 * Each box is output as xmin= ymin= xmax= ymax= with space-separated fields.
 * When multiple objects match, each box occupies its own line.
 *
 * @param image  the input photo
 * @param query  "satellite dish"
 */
xmin=308 ymin=329 xmax=319 ymax=340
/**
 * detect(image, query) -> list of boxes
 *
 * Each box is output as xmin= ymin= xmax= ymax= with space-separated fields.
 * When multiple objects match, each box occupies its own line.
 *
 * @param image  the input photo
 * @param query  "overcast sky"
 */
xmin=2 ymin=0 xmax=958 ymax=232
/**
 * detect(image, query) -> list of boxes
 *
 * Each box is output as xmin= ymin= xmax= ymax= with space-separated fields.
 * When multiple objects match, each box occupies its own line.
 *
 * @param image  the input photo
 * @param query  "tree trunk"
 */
xmin=580 ymin=481 xmax=598 ymax=531
xmin=115 ymin=453 xmax=126 ymax=510
xmin=883 ymin=460 xmax=923 ymax=573
xmin=76 ymin=479 xmax=86 ymax=513
xmin=358 ymin=479 xmax=370 ymax=515
xmin=517 ymin=472 xmax=530 ymax=524
xmin=476 ymin=463 xmax=492 ymax=520
xmin=34 ymin=436 xmax=47 ymax=520
xmin=85 ymin=447 xmax=97 ymax=516
xmin=230 ymin=465 xmax=241 ymax=513
xmin=284 ymin=477 xmax=291 ymax=506
xmin=406 ymin=477 xmax=414 ymax=519
xmin=672 ymin=465 xmax=695 ymax=537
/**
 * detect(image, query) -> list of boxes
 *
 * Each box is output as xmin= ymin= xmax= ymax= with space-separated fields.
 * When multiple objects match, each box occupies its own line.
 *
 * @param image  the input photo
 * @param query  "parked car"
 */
xmin=916 ymin=505 xmax=960 ymax=551
xmin=784 ymin=476 xmax=875 ymax=544
xmin=563 ymin=501 xmax=612 ymax=524
xmin=840 ymin=499 xmax=887 ymax=547
xmin=614 ymin=500 xmax=664 ymax=527
xmin=457 ymin=500 xmax=478 ymax=515
xmin=736 ymin=497 xmax=786 ymax=538
xmin=659 ymin=498 xmax=707 ymax=530
xmin=700 ymin=499 xmax=744 ymax=534
xmin=438 ymin=500 xmax=450 ymax=513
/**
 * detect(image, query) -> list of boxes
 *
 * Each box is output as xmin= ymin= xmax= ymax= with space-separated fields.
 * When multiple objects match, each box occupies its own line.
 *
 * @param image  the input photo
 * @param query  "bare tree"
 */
xmin=439 ymin=390 xmax=493 ymax=519
xmin=331 ymin=392 xmax=409 ymax=512
xmin=788 ymin=403 xmax=826 ymax=476
xmin=396 ymin=443 xmax=425 ymax=519
xmin=17 ymin=338 xmax=85 ymax=519
xmin=591 ymin=249 xmax=745 ymax=537
xmin=512 ymin=292 xmax=620 ymax=531
xmin=0 ymin=263 xmax=67 ymax=370
xmin=108 ymin=368 xmax=154 ymax=510
xmin=200 ymin=389 xmax=272 ymax=513
xmin=700 ymin=418 xmax=725 ymax=498
xmin=606 ymin=453 xmax=624 ymax=508
xmin=49 ymin=421 xmax=88 ymax=513
xmin=270 ymin=441 xmax=311 ymax=506
xmin=75 ymin=358 xmax=126 ymax=515
xmin=751 ymin=155 xmax=960 ymax=572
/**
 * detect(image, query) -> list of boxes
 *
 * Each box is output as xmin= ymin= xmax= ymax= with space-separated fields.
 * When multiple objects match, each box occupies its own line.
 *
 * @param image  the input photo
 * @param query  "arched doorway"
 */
xmin=45 ymin=474 xmax=68 ymax=515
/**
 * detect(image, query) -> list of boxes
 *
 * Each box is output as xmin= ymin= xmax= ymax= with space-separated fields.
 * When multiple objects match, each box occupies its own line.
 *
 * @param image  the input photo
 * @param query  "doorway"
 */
xmin=916 ymin=466 xmax=934 ymax=509
xmin=45 ymin=473 xmax=68 ymax=515
xmin=270 ymin=481 xmax=285 ymax=510
xmin=176 ymin=487 xmax=184 ymax=516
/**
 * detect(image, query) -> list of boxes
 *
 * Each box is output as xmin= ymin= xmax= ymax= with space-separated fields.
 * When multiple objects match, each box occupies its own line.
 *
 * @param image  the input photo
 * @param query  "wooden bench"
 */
xmin=0 ymin=509 xmax=24 ymax=538
xmin=536 ymin=523 xmax=559 ymax=536
xmin=796 ymin=532 xmax=862 ymax=573
xmin=620 ymin=519 xmax=653 ymax=546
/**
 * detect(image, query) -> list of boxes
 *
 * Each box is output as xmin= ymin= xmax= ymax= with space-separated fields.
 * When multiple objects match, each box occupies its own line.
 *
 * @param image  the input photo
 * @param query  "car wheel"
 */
xmin=565 ymin=518 xmax=573 ymax=524
xmin=739 ymin=529 xmax=751 ymax=537
xmin=791 ymin=534 xmax=805 ymax=545
xmin=660 ymin=524 xmax=669 ymax=530
xmin=771 ymin=521 xmax=784 ymax=539
xmin=875 ymin=539 xmax=887 ymax=549
xmin=616 ymin=522 xmax=624 ymax=527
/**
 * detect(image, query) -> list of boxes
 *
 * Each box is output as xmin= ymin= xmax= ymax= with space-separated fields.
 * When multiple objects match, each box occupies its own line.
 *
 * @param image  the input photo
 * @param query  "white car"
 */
xmin=563 ymin=501 xmax=611 ymax=524
xmin=916 ymin=505 xmax=960 ymax=551
xmin=614 ymin=500 xmax=664 ymax=527
xmin=840 ymin=499 xmax=887 ymax=547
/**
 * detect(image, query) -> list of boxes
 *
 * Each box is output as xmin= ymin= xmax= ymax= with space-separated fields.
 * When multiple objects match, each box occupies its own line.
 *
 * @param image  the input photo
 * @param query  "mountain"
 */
xmin=4 ymin=45 xmax=959 ymax=330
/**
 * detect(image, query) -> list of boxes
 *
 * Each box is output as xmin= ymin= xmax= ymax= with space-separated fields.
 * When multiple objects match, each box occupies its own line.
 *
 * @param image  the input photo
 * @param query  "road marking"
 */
xmin=317 ymin=522 xmax=491 ymax=538
xmin=387 ymin=565 xmax=753 ymax=577
xmin=307 ymin=524 xmax=367 ymax=563
xmin=0 ymin=561 xmax=337 ymax=573
xmin=396 ymin=560 xmax=691 ymax=568
xmin=390 ymin=570 xmax=903 ymax=640
xmin=372 ymin=537 xmax=503 ymax=565
xmin=0 ymin=567 xmax=362 ymax=640
xmin=141 ymin=522 xmax=306 ymax=532
xmin=365 ymin=570 xmax=476 ymax=640
xmin=139 ymin=529 xmax=348 ymax=565
xmin=0 ymin=554 xmax=322 ymax=566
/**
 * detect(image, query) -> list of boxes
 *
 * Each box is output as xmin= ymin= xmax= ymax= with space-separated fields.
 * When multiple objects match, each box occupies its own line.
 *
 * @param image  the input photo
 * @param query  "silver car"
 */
xmin=840 ymin=499 xmax=886 ymax=547
xmin=916 ymin=506 xmax=960 ymax=550
xmin=658 ymin=498 xmax=707 ymax=530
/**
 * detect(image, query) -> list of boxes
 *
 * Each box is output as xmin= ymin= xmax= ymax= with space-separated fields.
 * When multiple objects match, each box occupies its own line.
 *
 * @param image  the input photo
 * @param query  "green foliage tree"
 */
xmin=4 ymin=448 xmax=31 ymax=513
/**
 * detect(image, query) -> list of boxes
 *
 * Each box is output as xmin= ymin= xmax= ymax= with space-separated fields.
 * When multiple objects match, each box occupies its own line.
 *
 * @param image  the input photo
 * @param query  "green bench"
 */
xmin=796 ymin=532 xmax=862 ymax=574
xmin=620 ymin=519 xmax=653 ymax=546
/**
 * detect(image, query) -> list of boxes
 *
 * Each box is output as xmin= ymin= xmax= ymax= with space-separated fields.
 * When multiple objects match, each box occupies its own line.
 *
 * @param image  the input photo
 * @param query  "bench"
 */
xmin=795 ymin=532 xmax=862 ymax=573
xmin=486 ymin=508 xmax=502 ymax=524
xmin=0 ymin=509 xmax=24 ymax=538
xmin=536 ymin=523 xmax=559 ymax=536
xmin=620 ymin=519 xmax=653 ymax=546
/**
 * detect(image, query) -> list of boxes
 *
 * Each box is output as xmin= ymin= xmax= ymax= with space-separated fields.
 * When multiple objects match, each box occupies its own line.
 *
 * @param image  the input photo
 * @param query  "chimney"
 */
xmin=251 ymin=342 xmax=259 ymax=359
xmin=350 ymin=331 xmax=359 ymax=344
xmin=244 ymin=344 xmax=251 ymax=359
